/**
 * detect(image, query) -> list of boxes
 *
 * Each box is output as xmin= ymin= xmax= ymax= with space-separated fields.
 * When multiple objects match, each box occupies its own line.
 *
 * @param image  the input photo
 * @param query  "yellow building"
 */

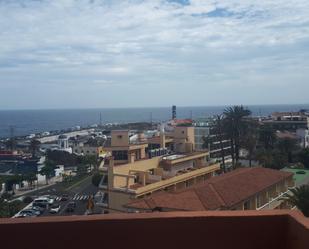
xmin=98 ymin=127 xmax=221 ymax=212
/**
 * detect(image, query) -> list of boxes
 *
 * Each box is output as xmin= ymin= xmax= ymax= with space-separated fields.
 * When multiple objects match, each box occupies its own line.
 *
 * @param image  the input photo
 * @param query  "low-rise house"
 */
xmin=125 ymin=167 xmax=295 ymax=212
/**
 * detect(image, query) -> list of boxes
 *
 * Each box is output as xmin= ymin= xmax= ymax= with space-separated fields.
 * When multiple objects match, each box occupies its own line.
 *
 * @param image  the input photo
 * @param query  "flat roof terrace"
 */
xmin=161 ymin=151 xmax=209 ymax=165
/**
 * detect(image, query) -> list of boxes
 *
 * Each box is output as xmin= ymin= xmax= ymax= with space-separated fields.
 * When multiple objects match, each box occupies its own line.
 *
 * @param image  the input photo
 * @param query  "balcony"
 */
xmin=128 ymin=163 xmax=220 ymax=195
xmin=0 ymin=210 xmax=308 ymax=249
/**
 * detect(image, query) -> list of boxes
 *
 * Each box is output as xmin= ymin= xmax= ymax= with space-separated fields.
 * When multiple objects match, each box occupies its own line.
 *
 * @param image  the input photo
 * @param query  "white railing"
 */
xmin=256 ymin=189 xmax=292 ymax=210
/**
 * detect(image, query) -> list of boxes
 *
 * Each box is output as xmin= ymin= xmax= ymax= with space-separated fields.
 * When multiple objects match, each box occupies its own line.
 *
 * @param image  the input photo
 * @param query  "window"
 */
xmin=112 ymin=150 xmax=128 ymax=160
xmin=256 ymin=194 xmax=261 ymax=208
xmin=244 ymin=200 xmax=250 ymax=210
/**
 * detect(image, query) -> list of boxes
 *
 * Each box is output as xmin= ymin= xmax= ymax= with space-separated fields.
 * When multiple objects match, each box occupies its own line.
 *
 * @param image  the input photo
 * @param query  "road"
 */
xmin=19 ymin=175 xmax=102 ymax=217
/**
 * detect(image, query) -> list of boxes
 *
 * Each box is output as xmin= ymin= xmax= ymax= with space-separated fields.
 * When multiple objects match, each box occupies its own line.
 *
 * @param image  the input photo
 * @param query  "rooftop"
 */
xmin=127 ymin=167 xmax=293 ymax=211
xmin=0 ymin=210 xmax=308 ymax=249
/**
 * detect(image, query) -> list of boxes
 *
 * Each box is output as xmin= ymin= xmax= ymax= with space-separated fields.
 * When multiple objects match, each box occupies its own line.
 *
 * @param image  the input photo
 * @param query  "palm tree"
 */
xmin=284 ymin=185 xmax=309 ymax=217
xmin=39 ymin=160 xmax=56 ymax=185
xmin=224 ymin=105 xmax=252 ymax=168
xmin=29 ymin=139 xmax=41 ymax=158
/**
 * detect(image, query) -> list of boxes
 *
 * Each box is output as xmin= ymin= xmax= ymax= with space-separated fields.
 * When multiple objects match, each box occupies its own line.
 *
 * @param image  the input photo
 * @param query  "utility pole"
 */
xmin=150 ymin=112 xmax=153 ymax=127
xmin=99 ymin=112 xmax=102 ymax=127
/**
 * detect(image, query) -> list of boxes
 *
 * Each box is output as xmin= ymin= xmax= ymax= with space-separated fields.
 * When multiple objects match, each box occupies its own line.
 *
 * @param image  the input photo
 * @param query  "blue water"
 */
xmin=1 ymin=105 xmax=309 ymax=138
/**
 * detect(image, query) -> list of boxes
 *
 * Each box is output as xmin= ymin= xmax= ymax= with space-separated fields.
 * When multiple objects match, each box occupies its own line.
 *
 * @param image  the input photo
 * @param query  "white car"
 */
xmin=34 ymin=196 xmax=54 ymax=206
xmin=49 ymin=204 xmax=61 ymax=214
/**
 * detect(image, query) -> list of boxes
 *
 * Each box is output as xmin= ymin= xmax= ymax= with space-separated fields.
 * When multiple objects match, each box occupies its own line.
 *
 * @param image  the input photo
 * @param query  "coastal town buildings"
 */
xmin=73 ymin=141 xmax=106 ymax=157
xmin=262 ymin=112 xmax=309 ymax=131
xmin=125 ymin=167 xmax=295 ymax=212
xmin=194 ymin=118 xmax=233 ymax=170
xmin=296 ymin=128 xmax=309 ymax=148
xmin=97 ymin=127 xmax=221 ymax=212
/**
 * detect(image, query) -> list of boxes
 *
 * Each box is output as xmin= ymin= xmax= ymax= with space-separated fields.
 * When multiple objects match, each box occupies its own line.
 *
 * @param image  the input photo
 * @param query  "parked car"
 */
xmin=33 ymin=196 xmax=54 ymax=206
xmin=15 ymin=213 xmax=33 ymax=218
xmin=49 ymin=204 xmax=61 ymax=214
xmin=32 ymin=202 xmax=48 ymax=209
xmin=66 ymin=202 xmax=76 ymax=212
xmin=60 ymin=194 xmax=69 ymax=201
xmin=31 ymin=205 xmax=44 ymax=214
xmin=19 ymin=209 xmax=39 ymax=217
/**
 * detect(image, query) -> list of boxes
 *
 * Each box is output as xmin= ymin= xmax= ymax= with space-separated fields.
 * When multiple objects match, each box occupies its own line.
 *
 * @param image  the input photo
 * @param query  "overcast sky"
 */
xmin=0 ymin=0 xmax=309 ymax=109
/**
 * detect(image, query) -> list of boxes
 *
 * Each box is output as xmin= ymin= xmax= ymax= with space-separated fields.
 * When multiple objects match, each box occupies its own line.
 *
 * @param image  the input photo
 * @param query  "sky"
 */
xmin=0 ymin=0 xmax=309 ymax=109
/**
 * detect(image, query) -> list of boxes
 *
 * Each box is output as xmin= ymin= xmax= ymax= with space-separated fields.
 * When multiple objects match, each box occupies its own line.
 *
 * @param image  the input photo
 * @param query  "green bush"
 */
xmin=23 ymin=196 xmax=33 ymax=204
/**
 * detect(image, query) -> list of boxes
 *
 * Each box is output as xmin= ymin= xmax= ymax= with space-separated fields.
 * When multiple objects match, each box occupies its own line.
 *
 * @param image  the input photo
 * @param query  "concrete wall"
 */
xmin=111 ymin=130 xmax=129 ymax=147
xmin=0 ymin=211 xmax=308 ymax=249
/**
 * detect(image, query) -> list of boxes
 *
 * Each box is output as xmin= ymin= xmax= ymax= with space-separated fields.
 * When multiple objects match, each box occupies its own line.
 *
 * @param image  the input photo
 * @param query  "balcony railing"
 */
xmin=0 ymin=210 xmax=308 ymax=249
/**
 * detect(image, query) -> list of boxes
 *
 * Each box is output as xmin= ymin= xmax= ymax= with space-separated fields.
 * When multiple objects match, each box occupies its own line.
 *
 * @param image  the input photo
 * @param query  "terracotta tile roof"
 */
xmin=128 ymin=191 xmax=205 ymax=211
xmin=126 ymin=167 xmax=293 ymax=211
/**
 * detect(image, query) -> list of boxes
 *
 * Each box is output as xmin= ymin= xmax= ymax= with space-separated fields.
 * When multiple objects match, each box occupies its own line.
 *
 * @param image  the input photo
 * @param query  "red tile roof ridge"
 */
xmin=208 ymin=183 xmax=226 ymax=207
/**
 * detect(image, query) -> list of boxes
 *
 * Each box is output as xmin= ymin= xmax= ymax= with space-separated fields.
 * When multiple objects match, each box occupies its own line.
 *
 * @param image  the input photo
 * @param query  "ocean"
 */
xmin=1 ymin=104 xmax=309 ymax=138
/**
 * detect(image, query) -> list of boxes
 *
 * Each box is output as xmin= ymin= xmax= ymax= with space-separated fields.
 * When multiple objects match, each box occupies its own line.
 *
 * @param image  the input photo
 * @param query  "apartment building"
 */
xmin=98 ymin=127 xmax=221 ymax=212
xmin=262 ymin=112 xmax=309 ymax=131
xmin=126 ymin=167 xmax=295 ymax=212
xmin=194 ymin=118 xmax=232 ymax=170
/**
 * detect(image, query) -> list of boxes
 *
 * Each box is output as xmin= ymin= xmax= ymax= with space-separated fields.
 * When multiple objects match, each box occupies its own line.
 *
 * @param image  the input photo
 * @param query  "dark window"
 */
xmin=112 ymin=150 xmax=128 ymax=160
xmin=244 ymin=200 xmax=250 ymax=210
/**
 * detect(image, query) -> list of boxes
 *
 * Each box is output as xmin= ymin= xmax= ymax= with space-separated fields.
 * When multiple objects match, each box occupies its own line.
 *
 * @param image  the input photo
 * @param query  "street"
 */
xmin=18 ymin=175 xmax=102 ymax=217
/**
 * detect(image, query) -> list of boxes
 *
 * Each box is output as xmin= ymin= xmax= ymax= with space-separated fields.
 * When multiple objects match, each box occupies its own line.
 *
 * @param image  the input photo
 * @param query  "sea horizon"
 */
xmin=1 ymin=103 xmax=309 ymax=111
xmin=1 ymin=104 xmax=309 ymax=139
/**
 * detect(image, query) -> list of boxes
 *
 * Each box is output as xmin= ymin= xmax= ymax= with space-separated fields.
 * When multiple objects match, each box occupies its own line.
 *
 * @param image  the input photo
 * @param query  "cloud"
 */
xmin=0 ymin=0 xmax=309 ymax=108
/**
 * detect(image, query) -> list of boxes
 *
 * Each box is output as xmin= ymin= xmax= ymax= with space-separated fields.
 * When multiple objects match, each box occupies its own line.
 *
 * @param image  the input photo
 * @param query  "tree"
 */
xmin=255 ymin=149 xmax=274 ymax=168
xmin=284 ymin=185 xmax=309 ymax=217
xmin=259 ymin=125 xmax=276 ymax=150
xmin=76 ymin=164 xmax=89 ymax=176
xmin=241 ymin=120 xmax=259 ymax=167
xmin=29 ymin=139 xmax=41 ymax=158
xmin=202 ymin=135 xmax=211 ymax=150
xmin=5 ymin=175 xmax=23 ymax=191
xmin=255 ymin=148 xmax=288 ymax=170
xmin=39 ymin=160 xmax=56 ymax=184
xmin=298 ymin=148 xmax=309 ymax=168
xmin=276 ymin=138 xmax=299 ymax=163
xmin=0 ymin=199 xmax=23 ymax=218
xmin=23 ymin=173 xmax=37 ymax=188
xmin=224 ymin=105 xmax=252 ymax=168
xmin=82 ymin=155 xmax=98 ymax=171
xmin=92 ymin=173 xmax=102 ymax=187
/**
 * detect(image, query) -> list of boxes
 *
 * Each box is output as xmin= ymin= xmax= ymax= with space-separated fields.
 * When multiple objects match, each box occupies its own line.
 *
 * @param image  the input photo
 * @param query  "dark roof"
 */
xmin=126 ymin=167 xmax=293 ymax=211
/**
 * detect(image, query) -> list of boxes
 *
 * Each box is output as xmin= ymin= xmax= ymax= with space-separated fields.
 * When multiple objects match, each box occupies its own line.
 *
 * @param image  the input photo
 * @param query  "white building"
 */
xmin=296 ymin=129 xmax=309 ymax=148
